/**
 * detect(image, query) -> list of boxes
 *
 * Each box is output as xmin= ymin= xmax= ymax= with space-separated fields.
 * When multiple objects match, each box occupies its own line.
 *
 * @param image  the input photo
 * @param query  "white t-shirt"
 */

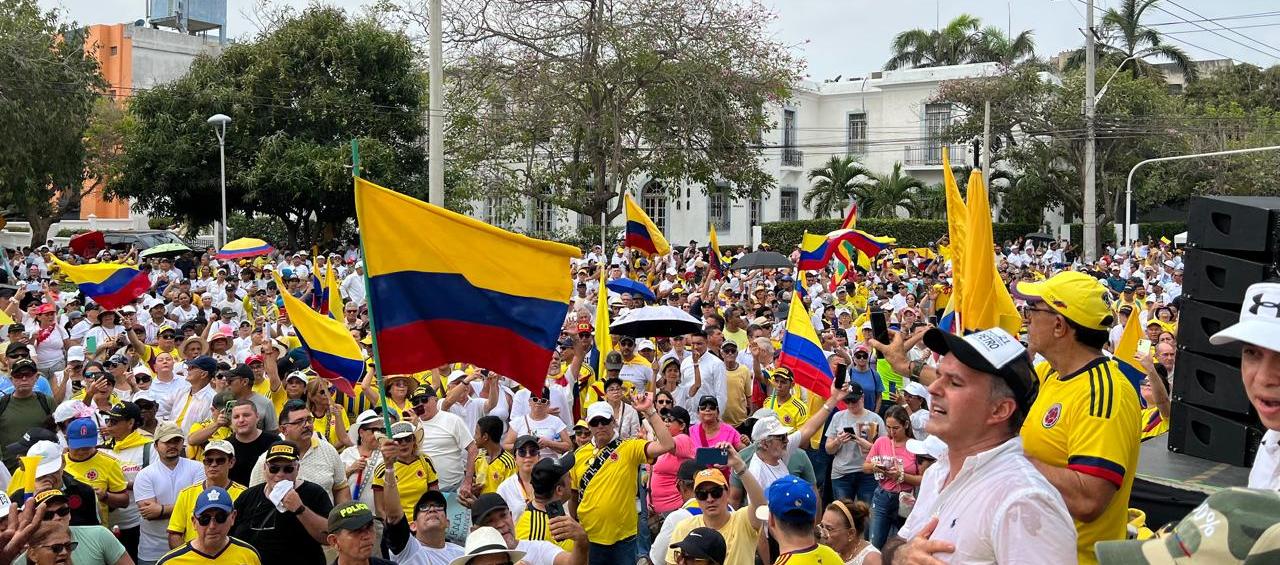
xmin=746 ymin=430 xmax=802 ymax=488
xmin=391 ymin=533 xmax=464 ymax=565
xmin=516 ymin=539 xmax=565 ymax=565
xmin=33 ymin=327 xmax=68 ymax=369
xmin=510 ymin=415 xmax=567 ymax=459
xmin=1249 ymin=429 xmax=1280 ymax=490
xmin=897 ymin=437 xmax=1076 ymax=564
xmin=496 ymin=473 xmax=531 ymax=523
xmin=133 ymin=458 xmax=205 ymax=562
xmin=416 ymin=411 xmax=475 ymax=491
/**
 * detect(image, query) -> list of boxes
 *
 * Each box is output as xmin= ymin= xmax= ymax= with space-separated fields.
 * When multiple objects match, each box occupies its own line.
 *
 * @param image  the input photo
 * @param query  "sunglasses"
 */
xmin=42 ymin=506 xmax=71 ymax=520
xmin=574 ymin=429 xmax=590 ymax=436
xmin=6 ymin=352 xmax=28 ymax=360
xmin=655 ymin=399 xmax=672 ymax=406
xmin=392 ymin=435 xmax=416 ymax=444
xmin=695 ymin=485 xmax=725 ymax=501
xmin=411 ymin=404 xmax=428 ymax=416
xmin=516 ymin=446 xmax=539 ymax=457
xmin=159 ymin=334 xmax=177 ymax=339
xmin=204 ymin=456 xmax=229 ymax=466
xmin=136 ymin=375 xmax=152 ymax=383
xmin=417 ymin=505 xmax=446 ymax=515
xmin=39 ymin=542 xmax=77 ymax=554
xmin=530 ymin=397 xmax=549 ymax=405
xmin=268 ymin=464 xmax=296 ymax=474
xmin=853 ymin=353 xmax=869 ymax=359
xmin=588 ymin=418 xmax=612 ymax=427
xmin=196 ymin=510 xmax=230 ymax=526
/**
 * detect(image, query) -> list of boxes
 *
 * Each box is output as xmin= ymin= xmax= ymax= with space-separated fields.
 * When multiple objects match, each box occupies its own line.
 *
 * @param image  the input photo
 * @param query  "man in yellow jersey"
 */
xmin=516 ymin=453 xmax=577 ymax=550
xmin=62 ymin=417 xmax=129 ymax=523
xmin=473 ymin=415 xmax=516 ymax=496
xmin=168 ymin=440 xmax=244 ymax=548
xmin=754 ymin=475 xmax=842 ymax=565
xmin=665 ymin=449 xmax=765 ymax=565
xmin=157 ymin=486 xmax=261 ymax=565
xmin=1014 ymin=271 xmax=1141 ymax=565
xmin=572 ymin=396 xmax=674 ymax=565
xmin=763 ymin=369 xmax=808 ymax=432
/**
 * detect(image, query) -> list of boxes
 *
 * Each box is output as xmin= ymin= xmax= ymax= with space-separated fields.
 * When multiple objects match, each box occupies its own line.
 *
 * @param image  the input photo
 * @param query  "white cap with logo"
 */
xmin=1210 ymin=282 xmax=1280 ymax=351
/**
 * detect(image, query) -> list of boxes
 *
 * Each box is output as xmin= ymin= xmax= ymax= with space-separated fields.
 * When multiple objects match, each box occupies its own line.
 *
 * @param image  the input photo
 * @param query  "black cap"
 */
xmin=9 ymin=358 xmax=36 ymax=375
xmin=661 ymin=406 xmax=691 ymax=427
xmin=265 ymin=440 xmax=300 ymax=462
xmin=413 ymin=490 xmax=448 ymax=520
xmin=470 ymin=493 xmax=507 ymax=526
xmin=227 ymin=364 xmax=254 ymax=381
xmin=5 ymin=342 xmax=28 ymax=357
xmin=6 ymin=324 xmax=24 ymax=334
xmin=677 ymin=460 xmax=702 ymax=482
xmin=513 ymin=435 xmax=540 ymax=451
xmin=102 ymin=401 xmax=141 ymax=422
xmin=5 ymin=427 xmax=57 ymax=459
xmin=922 ymin=328 xmax=1037 ymax=412
xmin=669 ymin=527 xmax=727 ymax=565
xmin=411 ymin=384 xmax=437 ymax=401
xmin=843 ymin=383 xmax=864 ymax=402
xmin=530 ymin=453 xmax=575 ymax=495
xmin=697 ymin=395 xmax=718 ymax=409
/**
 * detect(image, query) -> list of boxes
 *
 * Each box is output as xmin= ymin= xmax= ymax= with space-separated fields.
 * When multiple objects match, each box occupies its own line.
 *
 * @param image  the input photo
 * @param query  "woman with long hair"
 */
xmin=819 ymin=498 xmax=880 ymax=565
xmin=649 ymin=406 xmax=694 ymax=515
xmin=307 ymin=377 xmax=352 ymax=449
xmin=863 ymin=405 xmax=921 ymax=549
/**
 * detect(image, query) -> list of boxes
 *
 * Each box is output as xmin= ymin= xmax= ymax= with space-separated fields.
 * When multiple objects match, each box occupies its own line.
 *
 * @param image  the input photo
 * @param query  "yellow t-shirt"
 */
xmin=570 ymin=438 xmax=648 ymax=545
xmin=251 ymin=377 xmax=274 ymax=400
xmin=723 ymin=328 xmax=749 ymax=350
xmin=167 ymin=482 xmax=247 ymax=542
xmin=62 ymin=451 xmax=128 ymax=524
xmin=773 ymin=543 xmax=844 ymax=565
xmin=1139 ymin=406 xmax=1169 ymax=441
xmin=515 ymin=505 xmax=576 ymax=551
xmin=475 ymin=450 xmax=517 ymax=495
xmin=371 ymin=455 xmax=439 ymax=518
xmin=157 ymin=537 xmax=261 ymax=564
xmin=141 ymin=344 xmax=180 ymax=365
xmin=186 ymin=420 xmax=232 ymax=460
xmin=765 ymin=393 xmax=809 ymax=433
xmin=665 ymin=508 xmax=761 ymax=565
xmin=1021 ymin=358 xmax=1140 ymax=565
xmin=722 ymin=364 xmax=752 ymax=427
xmin=313 ymin=410 xmax=352 ymax=448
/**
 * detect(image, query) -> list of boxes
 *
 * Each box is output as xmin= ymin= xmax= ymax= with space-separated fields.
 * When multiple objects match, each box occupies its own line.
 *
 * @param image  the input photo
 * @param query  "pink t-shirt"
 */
xmin=865 ymin=436 xmax=919 ymax=493
xmin=688 ymin=422 xmax=742 ymax=449
xmin=650 ymin=434 xmax=695 ymax=513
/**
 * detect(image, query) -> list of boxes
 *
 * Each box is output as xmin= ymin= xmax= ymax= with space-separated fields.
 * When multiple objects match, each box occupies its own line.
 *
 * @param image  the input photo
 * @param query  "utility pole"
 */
xmin=428 ymin=0 xmax=444 ymax=206
xmin=982 ymin=100 xmax=992 ymax=183
xmin=1083 ymin=0 xmax=1099 ymax=259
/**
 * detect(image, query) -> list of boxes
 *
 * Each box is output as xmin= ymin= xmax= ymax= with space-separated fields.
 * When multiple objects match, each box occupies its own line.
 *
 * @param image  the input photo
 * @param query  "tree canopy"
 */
xmin=884 ymin=14 xmax=1035 ymax=70
xmin=109 ymin=7 xmax=430 ymax=248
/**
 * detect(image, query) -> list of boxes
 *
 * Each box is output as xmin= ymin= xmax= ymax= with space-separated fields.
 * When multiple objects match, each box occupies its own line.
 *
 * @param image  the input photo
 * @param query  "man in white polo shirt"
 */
xmin=885 ymin=328 xmax=1076 ymax=564
xmin=1208 ymin=281 xmax=1280 ymax=490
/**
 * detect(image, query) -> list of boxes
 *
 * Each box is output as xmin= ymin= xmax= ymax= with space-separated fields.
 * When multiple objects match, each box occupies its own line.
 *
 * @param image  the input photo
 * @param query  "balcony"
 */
xmin=903 ymin=143 xmax=967 ymax=168
xmin=781 ymin=148 xmax=803 ymax=168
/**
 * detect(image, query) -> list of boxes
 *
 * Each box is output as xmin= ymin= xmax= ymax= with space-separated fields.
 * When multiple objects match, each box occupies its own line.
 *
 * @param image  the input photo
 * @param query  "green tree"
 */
xmin=802 ymin=155 xmax=869 ymax=218
xmin=403 ymin=0 xmax=803 ymax=225
xmin=884 ymin=14 xmax=1035 ymax=70
xmin=0 ymin=0 xmax=105 ymax=245
xmin=108 ymin=7 xmax=430 ymax=248
xmin=851 ymin=163 xmax=927 ymax=218
xmin=1065 ymin=0 xmax=1196 ymax=81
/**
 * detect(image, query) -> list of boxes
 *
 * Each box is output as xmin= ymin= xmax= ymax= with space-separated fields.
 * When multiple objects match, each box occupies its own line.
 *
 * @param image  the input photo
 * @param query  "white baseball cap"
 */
xmin=585 ymin=401 xmax=614 ymax=422
xmin=906 ymin=435 xmax=947 ymax=460
xmin=750 ymin=415 xmax=789 ymax=442
xmin=1210 ymin=282 xmax=1280 ymax=351
xmin=636 ymin=339 xmax=655 ymax=352
xmin=903 ymin=381 xmax=930 ymax=407
xmin=66 ymin=346 xmax=85 ymax=363
xmin=26 ymin=440 xmax=64 ymax=477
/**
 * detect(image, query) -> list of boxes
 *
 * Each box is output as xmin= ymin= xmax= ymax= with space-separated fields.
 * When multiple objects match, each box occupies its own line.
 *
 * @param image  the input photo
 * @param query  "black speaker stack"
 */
xmin=1168 ymin=196 xmax=1278 ymax=466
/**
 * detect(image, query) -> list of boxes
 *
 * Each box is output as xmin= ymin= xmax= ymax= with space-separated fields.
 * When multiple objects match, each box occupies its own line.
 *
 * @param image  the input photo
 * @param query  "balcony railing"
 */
xmin=781 ymin=148 xmax=803 ymax=167
xmin=904 ymin=143 xmax=966 ymax=167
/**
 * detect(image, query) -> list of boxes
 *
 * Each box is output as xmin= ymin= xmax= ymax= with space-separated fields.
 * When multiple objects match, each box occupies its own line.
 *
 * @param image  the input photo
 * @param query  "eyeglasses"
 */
xmin=268 ymin=464 xmax=297 ymax=474
xmin=655 ymin=399 xmax=672 ymax=406
xmin=204 ymin=456 xmax=229 ymax=466
xmin=1022 ymin=306 xmax=1056 ymax=319
xmin=695 ymin=485 xmax=725 ymax=501
xmin=853 ymin=353 xmax=869 ymax=359
xmin=604 ymin=386 xmax=623 ymax=393
xmin=516 ymin=446 xmax=539 ymax=457
xmin=38 ymin=541 xmax=77 ymax=554
xmin=159 ymin=334 xmax=177 ymax=340
xmin=41 ymin=506 xmax=71 ymax=520
xmin=417 ymin=505 xmax=445 ymax=515
xmin=393 ymin=436 xmax=415 ymax=444
xmin=283 ymin=416 xmax=314 ymax=427
xmin=196 ymin=510 xmax=230 ymax=526
xmin=674 ymin=550 xmax=714 ymax=565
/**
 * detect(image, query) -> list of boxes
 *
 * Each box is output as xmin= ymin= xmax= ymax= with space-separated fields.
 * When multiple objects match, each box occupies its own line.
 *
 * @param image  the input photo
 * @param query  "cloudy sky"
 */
xmin=40 ymin=0 xmax=1280 ymax=78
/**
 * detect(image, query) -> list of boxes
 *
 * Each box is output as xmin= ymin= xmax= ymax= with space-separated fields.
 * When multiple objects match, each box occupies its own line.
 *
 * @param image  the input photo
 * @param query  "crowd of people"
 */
xmin=0 ymin=231 xmax=1269 ymax=565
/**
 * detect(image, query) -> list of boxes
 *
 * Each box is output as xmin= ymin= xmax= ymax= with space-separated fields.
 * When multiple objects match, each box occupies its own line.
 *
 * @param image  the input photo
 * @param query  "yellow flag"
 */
xmin=942 ymin=146 xmax=967 ymax=317
xmin=595 ymin=269 xmax=611 ymax=378
xmin=959 ymin=170 xmax=1022 ymax=335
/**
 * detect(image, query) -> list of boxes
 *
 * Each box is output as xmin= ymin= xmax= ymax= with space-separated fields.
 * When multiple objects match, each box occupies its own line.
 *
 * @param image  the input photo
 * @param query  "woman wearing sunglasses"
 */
xmin=19 ymin=488 xmax=130 ymax=565
xmin=22 ymin=522 xmax=76 ymax=565
xmin=503 ymin=387 xmax=569 ymax=459
xmin=649 ymin=406 xmax=695 ymax=518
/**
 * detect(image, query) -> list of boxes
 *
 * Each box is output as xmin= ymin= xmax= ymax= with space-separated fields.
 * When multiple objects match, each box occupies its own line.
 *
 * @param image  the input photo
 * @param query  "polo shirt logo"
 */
xmin=1042 ymin=403 xmax=1062 ymax=429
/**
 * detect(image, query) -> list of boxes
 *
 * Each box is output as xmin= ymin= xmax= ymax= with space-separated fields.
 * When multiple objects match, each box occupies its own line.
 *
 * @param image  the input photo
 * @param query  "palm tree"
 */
xmin=1065 ymin=0 xmax=1196 ymax=81
xmin=884 ymin=15 xmax=1036 ymax=70
xmin=851 ymin=163 xmax=927 ymax=217
xmin=803 ymin=155 xmax=871 ymax=218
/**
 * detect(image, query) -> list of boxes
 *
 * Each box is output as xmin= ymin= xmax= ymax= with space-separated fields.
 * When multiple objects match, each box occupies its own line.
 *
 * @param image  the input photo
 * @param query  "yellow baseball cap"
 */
xmin=693 ymin=468 xmax=728 ymax=488
xmin=1014 ymin=271 xmax=1114 ymax=331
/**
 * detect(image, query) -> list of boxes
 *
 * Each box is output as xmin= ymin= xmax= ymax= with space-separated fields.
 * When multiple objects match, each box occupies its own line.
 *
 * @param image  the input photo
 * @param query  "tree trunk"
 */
xmin=26 ymin=213 xmax=53 ymax=249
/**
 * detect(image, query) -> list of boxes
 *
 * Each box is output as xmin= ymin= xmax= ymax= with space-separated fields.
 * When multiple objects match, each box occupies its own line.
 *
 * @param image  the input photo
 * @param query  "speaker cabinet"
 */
xmin=1176 ymin=299 xmax=1242 ymax=359
xmin=1168 ymin=401 xmax=1264 ymax=467
xmin=1181 ymin=247 xmax=1278 ymax=307
xmin=1171 ymin=350 xmax=1252 ymax=416
xmin=1186 ymin=196 xmax=1280 ymax=259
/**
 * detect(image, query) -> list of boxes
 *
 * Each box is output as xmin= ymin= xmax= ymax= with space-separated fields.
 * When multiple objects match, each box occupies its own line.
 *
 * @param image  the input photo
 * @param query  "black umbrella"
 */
xmin=1025 ymin=232 xmax=1054 ymax=243
xmin=609 ymin=306 xmax=704 ymax=338
xmin=728 ymin=251 xmax=793 ymax=271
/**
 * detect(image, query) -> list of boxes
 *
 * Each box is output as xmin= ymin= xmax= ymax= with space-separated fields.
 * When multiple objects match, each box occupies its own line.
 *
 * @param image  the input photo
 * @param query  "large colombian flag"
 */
xmin=354 ymin=178 xmax=582 ymax=392
xmin=50 ymin=256 xmax=150 ymax=310
xmin=624 ymin=193 xmax=671 ymax=256
xmin=273 ymin=272 xmax=364 ymax=395
xmin=777 ymin=291 xmax=834 ymax=399
xmin=1112 ymin=308 xmax=1149 ymax=408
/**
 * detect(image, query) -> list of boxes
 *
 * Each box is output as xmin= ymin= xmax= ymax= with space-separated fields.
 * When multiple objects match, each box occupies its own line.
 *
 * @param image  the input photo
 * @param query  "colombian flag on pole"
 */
xmin=273 ymin=272 xmax=364 ymax=395
xmin=778 ymin=291 xmax=834 ymax=398
xmin=354 ymin=178 xmax=582 ymax=393
xmin=708 ymin=225 xmax=726 ymax=277
xmin=797 ymin=232 xmax=832 ymax=271
xmin=828 ymin=229 xmax=894 ymax=259
xmin=624 ymin=193 xmax=671 ymax=257
xmin=324 ymin=263 xmax=343 ymax=318
xmin=49 ymin=256 xmax=150 ymax=310
xmin=1112 ymin=309 xmax=1149 ymax=407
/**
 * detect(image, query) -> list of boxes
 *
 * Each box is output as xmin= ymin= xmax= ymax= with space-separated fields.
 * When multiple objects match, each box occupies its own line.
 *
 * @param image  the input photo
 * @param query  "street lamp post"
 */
xmin=207 ymin=114 xmax=232 ymax=249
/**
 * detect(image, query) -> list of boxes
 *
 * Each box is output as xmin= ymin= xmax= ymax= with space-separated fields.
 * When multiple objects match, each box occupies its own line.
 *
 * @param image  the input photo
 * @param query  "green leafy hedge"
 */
xmin=1068 ymin=224 xmax=1117 ymax=247
xmin=55 ymin=228 xmax=90 ymax=238
xmin=761 ymin=219 xmax=1041 ymax=249
xmin=1138 ymin=221 xmax=1187 ymax=243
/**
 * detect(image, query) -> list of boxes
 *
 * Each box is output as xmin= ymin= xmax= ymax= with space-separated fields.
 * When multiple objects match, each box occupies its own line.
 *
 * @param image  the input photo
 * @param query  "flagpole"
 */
xmin=351 ymin=139 xmax=395 ymax=435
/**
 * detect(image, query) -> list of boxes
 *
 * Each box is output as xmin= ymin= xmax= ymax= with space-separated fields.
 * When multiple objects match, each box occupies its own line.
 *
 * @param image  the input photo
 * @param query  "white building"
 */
xmin=486 ymin=62 xmax=1005 ymax=246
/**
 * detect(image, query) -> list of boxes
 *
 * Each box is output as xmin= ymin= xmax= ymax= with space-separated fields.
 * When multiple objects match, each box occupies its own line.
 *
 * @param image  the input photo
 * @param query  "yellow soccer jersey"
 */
xmin=168 ymin=482 xmax=247 ymax=542
xmin=141 ymin=344 xmax=180 ymax=366
xmin=475 ymin=450 xmax=517 ymax=495
xmin=372 ymin=455 xmax=439 ymax=518
xmin=186 ymin=420 xmax=232 ymax=460
xmin=515 ymin=505 xmax=575 ymax=551
xmin=773 ymin=543 xmax=844 ymax=565
xmin=157 ymin=537 xmax=261 ymax=564
xmin=1020 ymin=357 xmax=1140 ymax=565
xmin=570 ymin=438 xmax=649 ymax=545
xmin=62 ymin=451 xmax=128 ymax=523
xmin=313 ymin=410 xmax=351 ymax=448
xmin=765 ymin=393 xmax=809 ymax=433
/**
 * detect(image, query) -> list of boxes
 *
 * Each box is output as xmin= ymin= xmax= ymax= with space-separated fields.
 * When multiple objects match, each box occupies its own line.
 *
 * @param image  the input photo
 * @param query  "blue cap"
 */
xmin=65 ymin=417 xmax=99 ymax=449
xmin=194 ymin=486 xmax=233 ymax=515
xmin=189 ymin=356 xmax=218 ymax=374
xmin=756 ymin=475 xmax=817 ymax=524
